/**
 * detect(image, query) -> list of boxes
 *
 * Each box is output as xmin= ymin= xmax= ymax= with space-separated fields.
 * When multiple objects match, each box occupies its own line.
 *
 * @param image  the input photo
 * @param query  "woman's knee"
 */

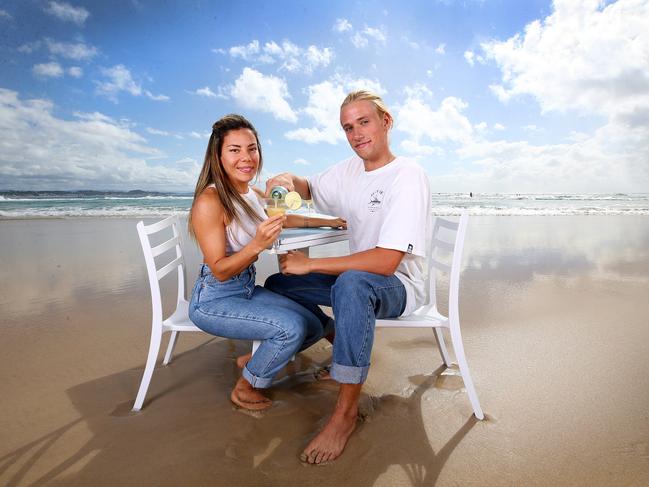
xmin=271 ymin=314 xmax=307 ymax=344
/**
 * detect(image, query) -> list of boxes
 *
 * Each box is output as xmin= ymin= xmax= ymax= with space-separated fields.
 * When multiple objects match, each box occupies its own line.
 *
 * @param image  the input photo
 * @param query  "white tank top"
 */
xmin=207 ymin=185 xmax=267 ymax=255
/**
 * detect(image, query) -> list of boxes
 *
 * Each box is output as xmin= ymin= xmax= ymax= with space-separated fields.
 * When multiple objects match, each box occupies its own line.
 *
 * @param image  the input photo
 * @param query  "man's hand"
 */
xmin=278 ymin=250 xmax=311 ymax=275
xmin=265 ymin=173 xmax=295 ymax=196
xmin=327 ymin=217 xmax=347 ymax=229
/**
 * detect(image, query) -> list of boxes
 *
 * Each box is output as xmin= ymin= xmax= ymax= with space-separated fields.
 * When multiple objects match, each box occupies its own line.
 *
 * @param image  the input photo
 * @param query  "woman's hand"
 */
xmin=278 ymin=251 xmax=311 ymax=275
xmin=251 ymin=214 xmax=285 ymax=251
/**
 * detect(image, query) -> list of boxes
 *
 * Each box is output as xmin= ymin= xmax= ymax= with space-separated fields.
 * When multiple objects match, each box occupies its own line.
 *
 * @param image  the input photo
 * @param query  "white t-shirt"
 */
xmin=308 ymin=156 xmax=430 ymax=315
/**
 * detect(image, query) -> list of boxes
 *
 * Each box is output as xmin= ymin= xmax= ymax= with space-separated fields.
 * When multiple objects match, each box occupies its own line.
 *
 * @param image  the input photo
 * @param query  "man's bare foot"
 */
xmin=300 ymin=409 xmax=357 ymax=464
xmin=236 ymin=352 xmax=252 ymax=369
xmin=230 ymin=377 xmax=272 ymax=411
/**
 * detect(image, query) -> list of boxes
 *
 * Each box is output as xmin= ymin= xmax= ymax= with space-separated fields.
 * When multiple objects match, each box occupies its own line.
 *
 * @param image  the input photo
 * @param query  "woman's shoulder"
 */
xmin=193 ymin=187 xmax=226 ymax=222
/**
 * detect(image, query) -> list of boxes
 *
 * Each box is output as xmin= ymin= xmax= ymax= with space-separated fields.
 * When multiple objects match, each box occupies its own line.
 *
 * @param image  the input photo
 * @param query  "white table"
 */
xmin=267 ymin=227 xmax=349 ymax=254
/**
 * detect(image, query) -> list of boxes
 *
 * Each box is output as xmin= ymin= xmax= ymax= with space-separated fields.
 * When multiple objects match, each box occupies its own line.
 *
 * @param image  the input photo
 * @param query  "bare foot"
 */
xmin=300 ymin=410 xmax=357 ymax=464
xmin=236 ymin=352 xmax=252 ymax=369
xmin=230 ymin=377 xmax=272 ymax=411
xmin=314 ymin=365 xmax=332 ymax=381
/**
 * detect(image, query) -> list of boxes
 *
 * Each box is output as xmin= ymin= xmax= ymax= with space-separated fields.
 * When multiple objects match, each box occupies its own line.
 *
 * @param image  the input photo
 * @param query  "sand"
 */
xmin=1 ymin=216 xmax=648 ymax=486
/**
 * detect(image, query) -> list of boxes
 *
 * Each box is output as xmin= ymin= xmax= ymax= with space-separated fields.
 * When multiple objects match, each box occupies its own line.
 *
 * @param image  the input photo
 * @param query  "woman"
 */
xmin=188 ymin=114 xmax=345 ymax=411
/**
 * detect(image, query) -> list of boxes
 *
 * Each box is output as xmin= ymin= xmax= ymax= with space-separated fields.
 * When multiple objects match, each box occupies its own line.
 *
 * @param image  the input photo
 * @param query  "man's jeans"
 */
xmin=264 ymin=270 xmax=406 ymax=384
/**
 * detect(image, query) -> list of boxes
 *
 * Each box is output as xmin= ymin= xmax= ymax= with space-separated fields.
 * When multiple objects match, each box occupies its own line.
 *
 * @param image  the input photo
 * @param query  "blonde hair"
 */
xmin=188 ymin=114 xmax=263 ymax=239
xmin=340 ymin=90 xmax=393 ymax=129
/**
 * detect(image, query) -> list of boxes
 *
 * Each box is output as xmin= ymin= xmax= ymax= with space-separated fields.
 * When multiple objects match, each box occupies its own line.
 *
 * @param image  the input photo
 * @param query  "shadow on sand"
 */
xmin=2 ymin=338 xmax=482 ymax=487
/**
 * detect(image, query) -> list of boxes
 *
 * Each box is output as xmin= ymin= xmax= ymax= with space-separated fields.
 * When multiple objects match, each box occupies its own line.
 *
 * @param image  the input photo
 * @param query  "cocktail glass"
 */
xmin=265 ymin=198 xmax=288 ymax=251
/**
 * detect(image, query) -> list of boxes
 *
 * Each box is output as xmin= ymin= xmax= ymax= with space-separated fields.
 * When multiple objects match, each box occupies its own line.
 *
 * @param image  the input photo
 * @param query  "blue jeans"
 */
xmin=189 ymin=264 xmax=324 ymax=388
xmin=264 ymin=270 xmax=407 ymax=384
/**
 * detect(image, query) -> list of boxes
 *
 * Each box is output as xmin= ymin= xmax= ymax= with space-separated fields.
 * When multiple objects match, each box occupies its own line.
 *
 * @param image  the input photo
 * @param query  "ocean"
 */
xmin=1 ymin=190 xmax=649 ymax=218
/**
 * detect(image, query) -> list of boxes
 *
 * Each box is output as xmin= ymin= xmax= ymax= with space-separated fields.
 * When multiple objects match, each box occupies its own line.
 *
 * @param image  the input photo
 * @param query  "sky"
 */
xmin=0 ymin=0 xmax=648 ymax=193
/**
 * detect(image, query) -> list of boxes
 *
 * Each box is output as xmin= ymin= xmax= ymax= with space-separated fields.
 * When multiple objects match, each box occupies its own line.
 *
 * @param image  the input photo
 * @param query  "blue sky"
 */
xmin=1 ymin=0 xmax=648 ymax=193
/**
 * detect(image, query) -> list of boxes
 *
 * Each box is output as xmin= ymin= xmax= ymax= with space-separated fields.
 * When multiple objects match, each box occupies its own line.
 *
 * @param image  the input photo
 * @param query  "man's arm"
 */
xmin=279 ymin=247 xmax=404 ymax=277
xmin=265 ymin=172 xmax=311 ymax=200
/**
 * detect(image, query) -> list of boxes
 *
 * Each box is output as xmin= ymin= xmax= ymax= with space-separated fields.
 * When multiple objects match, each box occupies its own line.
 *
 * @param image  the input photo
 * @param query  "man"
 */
xmin=264 ymin=90 xmax=430 ymax=464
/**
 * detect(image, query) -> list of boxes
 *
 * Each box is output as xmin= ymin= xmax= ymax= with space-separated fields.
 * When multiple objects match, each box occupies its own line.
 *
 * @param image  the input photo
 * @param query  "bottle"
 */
xmin=269 ymin=185 xmax=288 ymax=200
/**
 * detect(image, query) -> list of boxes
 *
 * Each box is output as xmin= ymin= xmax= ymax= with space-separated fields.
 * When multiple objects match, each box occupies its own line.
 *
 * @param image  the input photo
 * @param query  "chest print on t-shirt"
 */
xmin=367 ymin=189 xmax=384 ymax=213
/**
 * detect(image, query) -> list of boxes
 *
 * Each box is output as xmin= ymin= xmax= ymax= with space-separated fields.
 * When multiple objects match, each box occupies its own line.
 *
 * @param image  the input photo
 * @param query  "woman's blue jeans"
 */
xmin=189 ymin=264 xmax=324 ymax=388
xmin=264 ymin=270 xmax=407 ymax=384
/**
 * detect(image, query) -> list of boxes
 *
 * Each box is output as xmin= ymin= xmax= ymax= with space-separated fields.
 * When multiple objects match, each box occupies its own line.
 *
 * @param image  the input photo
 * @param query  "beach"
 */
xmin=1 ymin=215 xmax=649 ymax=486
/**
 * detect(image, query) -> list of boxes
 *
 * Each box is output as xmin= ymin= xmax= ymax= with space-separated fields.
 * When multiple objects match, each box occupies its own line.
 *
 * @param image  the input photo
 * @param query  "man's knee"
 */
xmin=264 ymin=272 xmax=286 ymax=293
xmin=332 ymin=270 xmax=374 ymax=301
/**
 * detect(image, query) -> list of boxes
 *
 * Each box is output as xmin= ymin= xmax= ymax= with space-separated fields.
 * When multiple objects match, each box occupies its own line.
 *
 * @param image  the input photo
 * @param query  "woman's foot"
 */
xmin=314 ymin=364 xmax=332 ymax=381
xmin=230 ymin=377 xmax=272 ymax=411
xmin=236 ymin=352 xmax=252 ymax=369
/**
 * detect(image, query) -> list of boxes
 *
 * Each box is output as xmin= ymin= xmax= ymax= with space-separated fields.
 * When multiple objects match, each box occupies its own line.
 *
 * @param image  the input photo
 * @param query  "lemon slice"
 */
xmin=284 ymin=191 xmax=302 ymax=210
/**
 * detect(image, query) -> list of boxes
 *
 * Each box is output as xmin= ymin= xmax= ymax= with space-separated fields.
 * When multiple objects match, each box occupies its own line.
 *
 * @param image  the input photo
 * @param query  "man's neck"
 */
xmin=362 ymin=151 xmax=397 ymax=172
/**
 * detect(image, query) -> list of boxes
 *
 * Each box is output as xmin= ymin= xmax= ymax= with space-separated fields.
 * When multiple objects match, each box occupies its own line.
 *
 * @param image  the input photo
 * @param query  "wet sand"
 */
xmin=1 ymin=216 xmax=649 ymax=486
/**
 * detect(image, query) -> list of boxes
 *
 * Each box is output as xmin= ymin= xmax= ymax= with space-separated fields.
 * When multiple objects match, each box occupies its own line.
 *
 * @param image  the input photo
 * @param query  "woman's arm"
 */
xmin=192 ymin=189 xmax=285 ymax=281
xmin=284 ymin=214 xmax=346 ymax=229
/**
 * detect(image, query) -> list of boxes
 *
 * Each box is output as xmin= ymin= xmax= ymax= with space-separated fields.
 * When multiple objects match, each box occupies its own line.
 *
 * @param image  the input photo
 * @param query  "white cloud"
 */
xmin=229 ymin=40 xmax=260 ymax=60
xmin=175 ymin=157 xmax=199 ymax=171
xmin=96 ymin=65 xmax=141 ymax=98
xmin=464 ymin=49 xmax=485 ymax=66
xmin=226 ymin=39 xmax=333 ymax=74
xmin=396 ymin=94 xmax=474 ymax=149
xmin=403 ymin=83 xmax=433 ymax=100
xmin=294 ymin=158 xmax=310 ymax=165
xmin=0 ymin=88 xmax=194 ymax=190
xmin=96 ymin=65 xmax=168 ymax=102
xmin=493 ymin=123 xmax=505 ymax=131
xmin=45 ymin=1 xmax=89 ymax=25
xmin=229 ymin=67 xmax=297 ymax=122
xmin=285 ymin=81 xmax=346 ymax=144
xmin=146 ymin=127 xmax=170 ymax=136
xmin=188 ymin=131 xmax=211 ymax=140
xmin=0 ymin=9 xmax=12 ymax=20
xmin=481 ymin=0 xmax=649 ymax=122
xmin=333 ymin=18 xmax=352 ymax=32
xmin=402 ymin=36 xmax=420 ymax=50
xmin=68 ymin=66 xmax=82 ymax=78
xmin=285 ymin=76 xmax=386 ymax=145
xmin=190 ymin=86 xmax=217 ymax=98
xmin=435 ymin=43 xmax=446 ymax=55
xmin=400 ymin=140 xmax=444 ymax=156
xmin=144 ymin=90 xmax=170 ymax=101
xmin=33 ymin=62 xmax=64 ymax=78
xmin=18 ymin=41 xmax=42 ymax=54
xmin=474 ymin=121 xmax=488 ymax=132
xmin=45 ymin=38 xmax=98 ymax=61
xmin=362 ymin=27 xmax=387 ymax=43
xmin=351 ymin=26 xmax=387 ymax=48
xmin=343 ymin=76 xmax=386 ymax=96
xmin=447 ymin=118 xmax=649 ymax=193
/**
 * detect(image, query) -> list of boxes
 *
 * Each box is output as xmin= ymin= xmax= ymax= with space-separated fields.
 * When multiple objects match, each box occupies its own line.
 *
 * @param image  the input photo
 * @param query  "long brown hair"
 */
xmin=188 ymin=114 xmax=264 ymax=238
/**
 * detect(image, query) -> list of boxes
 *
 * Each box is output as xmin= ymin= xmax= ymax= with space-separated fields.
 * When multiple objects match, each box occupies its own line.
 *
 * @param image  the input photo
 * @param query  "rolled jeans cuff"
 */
xmin=330 ymin=362 xmax=369 ymax=384
xmin=242 ymin=365 xmax=273 ymax=389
